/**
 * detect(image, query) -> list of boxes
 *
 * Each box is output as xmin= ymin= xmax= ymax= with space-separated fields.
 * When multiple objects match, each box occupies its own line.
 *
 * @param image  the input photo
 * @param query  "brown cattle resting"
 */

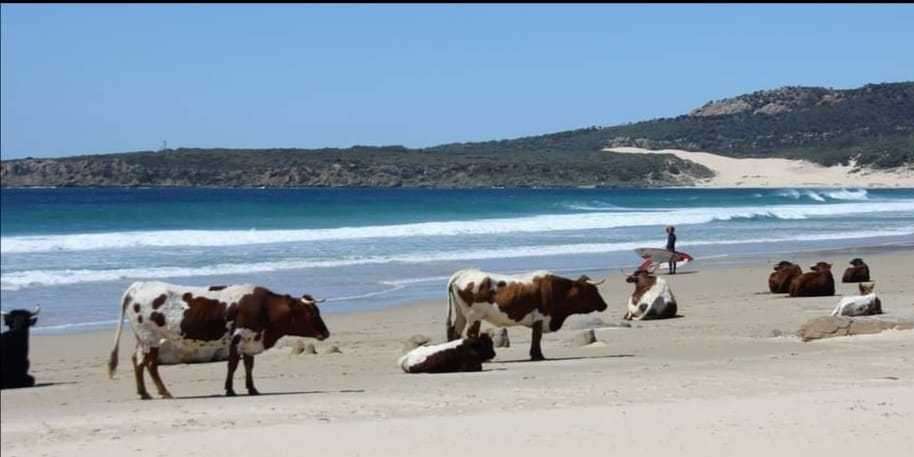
xmin=842 ymin=258 xmax=871 ymax=283
xmin=768 ymin=261 xmax=803 ymax=293
xmin=107 ymin=281 xmax=330 ymax=399
xmin=446 ymin=269 xmax=610 ymax=361
xmin=789 ymin=262 xmax=835 ymax=297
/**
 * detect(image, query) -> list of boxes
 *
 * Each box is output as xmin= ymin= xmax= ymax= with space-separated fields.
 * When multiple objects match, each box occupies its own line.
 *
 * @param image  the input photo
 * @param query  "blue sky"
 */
xmin=2 ymin=4 xmax=912 ymax=159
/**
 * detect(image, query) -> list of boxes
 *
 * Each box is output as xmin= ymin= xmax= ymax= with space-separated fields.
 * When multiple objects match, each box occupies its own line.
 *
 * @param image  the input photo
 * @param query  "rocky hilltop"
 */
xmin=2 ymin=81 xmax=911 ymax=188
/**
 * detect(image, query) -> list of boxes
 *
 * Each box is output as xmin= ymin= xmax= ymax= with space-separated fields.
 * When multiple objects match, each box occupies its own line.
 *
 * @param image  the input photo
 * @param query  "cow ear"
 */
xmin=30 ymin=316 xmax=38 ymax=326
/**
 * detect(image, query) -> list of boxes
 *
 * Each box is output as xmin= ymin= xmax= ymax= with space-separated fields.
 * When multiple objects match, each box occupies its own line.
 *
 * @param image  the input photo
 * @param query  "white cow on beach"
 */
xmin=831 ymin=283 xmax=882 ymax=317
xmin=624 ymin=269 xmax=678 ymax=320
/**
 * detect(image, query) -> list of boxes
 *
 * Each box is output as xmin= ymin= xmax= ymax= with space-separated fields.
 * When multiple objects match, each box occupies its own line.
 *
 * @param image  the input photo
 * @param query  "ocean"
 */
xmin=2 ymin=187 xmax=913 ymax=333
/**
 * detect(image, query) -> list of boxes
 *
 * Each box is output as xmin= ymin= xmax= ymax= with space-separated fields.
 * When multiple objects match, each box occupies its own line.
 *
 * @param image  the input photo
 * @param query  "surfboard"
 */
xmin=634 ymin=247 xmax=694 ymax=266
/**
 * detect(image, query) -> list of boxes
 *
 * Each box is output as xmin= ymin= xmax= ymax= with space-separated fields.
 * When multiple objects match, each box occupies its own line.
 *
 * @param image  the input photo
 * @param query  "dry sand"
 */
xmin=2 ymin=248 xmax=914 ymax=456
xmin=607 ymin=146 xmax=914 ymax=188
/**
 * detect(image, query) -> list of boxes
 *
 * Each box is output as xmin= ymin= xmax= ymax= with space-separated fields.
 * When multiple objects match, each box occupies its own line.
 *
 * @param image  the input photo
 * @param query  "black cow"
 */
xmin=1 ymin=307 xmax=40 ymax=389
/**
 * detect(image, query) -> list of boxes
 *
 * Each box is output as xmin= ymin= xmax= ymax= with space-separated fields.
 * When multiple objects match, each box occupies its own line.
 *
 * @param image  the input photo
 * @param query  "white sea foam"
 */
xmin=804 ymin=190 xmax=826 ymax=202
xmin=824 ymin=189 xmax=869 ymax=200
xmin=3 ymin=201 xmax=913 ymax=254
xmin=4 ymin=227 xmax=912 ymax=291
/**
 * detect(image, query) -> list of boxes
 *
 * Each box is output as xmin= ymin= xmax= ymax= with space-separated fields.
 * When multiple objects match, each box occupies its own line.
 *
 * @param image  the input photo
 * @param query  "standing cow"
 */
xmin=788 ymin=262 xmax=835 ymax=297
xmin=446 ymin=269 xmax=609 ymax=361
xmin=108 ymin=281 xmax=330 ymax=399
xmin=768 ymin=261 xmax=803 ymax=293
xmin=842 ymin=258 xmax=871 ymax=283
xmin=1 ymin=307 xmax=40 ymax=389
xmin=624 ymin=270 xmax=678 ymax=320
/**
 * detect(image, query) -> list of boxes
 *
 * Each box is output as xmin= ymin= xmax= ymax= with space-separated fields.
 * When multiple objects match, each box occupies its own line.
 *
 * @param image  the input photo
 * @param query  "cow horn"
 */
xmin=586 ymin=278 xmax=607 ymax=286
xmin=314 ymin=298 xmax=327 ymax=304
xmin=32 ymin=305 xmax=40 ymax=316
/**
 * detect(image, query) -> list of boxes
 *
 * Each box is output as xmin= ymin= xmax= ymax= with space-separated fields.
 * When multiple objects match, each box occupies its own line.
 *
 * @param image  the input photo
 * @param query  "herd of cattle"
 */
xmin=767 ymin=257 xmax=881 ymax=316
xmin=0 ymin=257 xmax=887 ymax=394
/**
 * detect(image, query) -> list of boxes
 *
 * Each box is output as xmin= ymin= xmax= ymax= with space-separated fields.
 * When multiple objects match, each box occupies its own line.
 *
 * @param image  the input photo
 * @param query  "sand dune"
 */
xmin=607 ymin=147 xmax=914 ymax=188
xmin=2 ymin=248 xmax=914 ymax=456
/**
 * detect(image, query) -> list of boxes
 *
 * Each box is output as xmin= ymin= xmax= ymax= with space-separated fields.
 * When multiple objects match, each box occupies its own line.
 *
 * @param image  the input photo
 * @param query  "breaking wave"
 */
xmin=3 ymin=201 xmax=913 ymax=254
xmin=4 ymin=227 xmax=913 ymax=291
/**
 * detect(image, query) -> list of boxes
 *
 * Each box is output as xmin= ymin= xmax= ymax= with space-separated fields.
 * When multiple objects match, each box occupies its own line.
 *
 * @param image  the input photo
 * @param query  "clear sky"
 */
xmin=2 ymin=4 xmax=913 ymax=159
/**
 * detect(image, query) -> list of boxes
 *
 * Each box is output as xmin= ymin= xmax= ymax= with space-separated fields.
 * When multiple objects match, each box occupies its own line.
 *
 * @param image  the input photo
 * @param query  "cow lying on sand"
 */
xmin=108 ymin=281 xmax=330 ymax=399
xmin=446 ymin=269 xmax=609 ymax=361
xmin=399 ymin=334 xmax=496 ymax=374
xmin=769 ymin=261 xmax=802 ymax=293
xmin=625 ymin=270 xmax=678 ymax=320
xmin=1 ymin=307 xmax=40 ymax=389
xmin=831 ymin=283 xmax=882 ymax=317
xmin=789 ymin=262 xmax=835 ymax=297
xmin=842 ymin=258 xmax=871 ymax=283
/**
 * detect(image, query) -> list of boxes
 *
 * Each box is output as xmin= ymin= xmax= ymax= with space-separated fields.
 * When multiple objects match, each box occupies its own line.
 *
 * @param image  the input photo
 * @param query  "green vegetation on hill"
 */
xmin=2 ymin=81 xmax=911 ymax=188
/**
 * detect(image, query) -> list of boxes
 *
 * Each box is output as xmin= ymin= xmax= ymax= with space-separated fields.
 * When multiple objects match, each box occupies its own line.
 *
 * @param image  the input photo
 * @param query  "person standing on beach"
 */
xmin=666 ymin=226 xmax=678 ymax=274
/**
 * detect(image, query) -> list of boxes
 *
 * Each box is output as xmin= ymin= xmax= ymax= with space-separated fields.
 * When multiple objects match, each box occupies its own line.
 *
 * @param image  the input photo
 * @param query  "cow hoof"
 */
xmin=225 ymin=390 xmax=237 ymax=397
xmin=530 ymin=354 xmax=545 ymax=362
xmin=139 ymin=393 xmax=152 ymax=400
xmin=248 ymin=389 xmax=260 ymax=396
xmin=160 ymin=393 xmax=173 ymax=400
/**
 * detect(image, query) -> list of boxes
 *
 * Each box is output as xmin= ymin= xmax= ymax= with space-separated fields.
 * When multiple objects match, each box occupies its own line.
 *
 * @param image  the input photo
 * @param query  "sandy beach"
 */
xmin=2 ymin=247 xmax=914 ymax=456
xmin=608 ymin=147 xmax=914 ymax=188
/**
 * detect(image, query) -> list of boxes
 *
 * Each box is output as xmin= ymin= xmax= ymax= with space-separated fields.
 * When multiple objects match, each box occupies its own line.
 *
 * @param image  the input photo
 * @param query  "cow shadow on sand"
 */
xmin=490 ymin=354 xmax=636 ymax=365
xmin=1 ymin=381 xmax=78 ymax=390
xmin=172 ymin=388 xmax=366 ymax=400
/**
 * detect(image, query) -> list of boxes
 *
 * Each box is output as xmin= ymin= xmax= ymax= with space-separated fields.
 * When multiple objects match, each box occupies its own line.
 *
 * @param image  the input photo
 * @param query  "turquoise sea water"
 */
xmin=2 ymin=187 xmax=913 ymax=332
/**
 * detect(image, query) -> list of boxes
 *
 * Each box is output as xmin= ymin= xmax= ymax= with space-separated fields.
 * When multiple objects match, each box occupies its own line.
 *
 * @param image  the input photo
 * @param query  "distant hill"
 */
xmin=2 ymin=81 xmax=911 ymax=188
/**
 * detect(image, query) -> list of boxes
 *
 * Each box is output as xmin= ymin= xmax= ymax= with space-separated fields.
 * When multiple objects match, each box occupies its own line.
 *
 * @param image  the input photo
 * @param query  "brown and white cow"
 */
xmin=446 ymin=269 xmax=609 ymax=361
xmin=768 ymin=261 xmax=803 ymax=293
xmin=788 ymin=262 xmax=835 ymax=297
xmin=831 ymin=283 xmax=882 ymax=317
xmin=624 ymin=269 xmax=678 ymax=320
xmin=842 ymin=258 xmax=871 ymax=283
xmin=107 ymin=281 xmax=330 ymax=399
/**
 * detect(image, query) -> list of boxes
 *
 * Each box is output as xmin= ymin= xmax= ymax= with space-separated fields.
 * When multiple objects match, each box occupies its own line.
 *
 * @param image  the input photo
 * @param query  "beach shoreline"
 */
xmin=3 ymin=245 xmax=913 ymax=456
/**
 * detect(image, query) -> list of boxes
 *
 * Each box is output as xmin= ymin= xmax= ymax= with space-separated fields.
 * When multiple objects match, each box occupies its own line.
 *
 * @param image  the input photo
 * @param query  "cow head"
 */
xmin=625 ymin=269 xmax=653 ymax=284
xmin=773 ymin=260 xmax=795 ymax=271
xmin=271 ymin=294 xmax=330 ymax=340
xmin=859 ymin=282 xmax=876 ymax=295
xmin=849 ymin=258 xmax=865 ymax=267
xmin=809 ymin=262 xmax=832 ymax=273
xmin=2 ymin=306 xmax=39 ymax=332
xmin=568 ymin=274 xmax=610 ymax=313
xmin=465 ymin=333 xmax=496 ymax=362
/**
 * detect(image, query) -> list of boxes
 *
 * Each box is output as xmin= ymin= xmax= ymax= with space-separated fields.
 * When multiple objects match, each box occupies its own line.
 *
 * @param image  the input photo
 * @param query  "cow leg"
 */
xmin=131 ymin=351 xmax=152 ymax=400
xmin=225 ymin=337 xmax=241 ymax=396
xmin=144 ymin=347 xmax=173 ymax=399
xmin=529 ymin=321 xmax=545 ymax=361
xmin=243 ymin=354 xmax=259 ymax=395
xmin=467 ymin=320 xmax=481 ymax=338
xmin=448 ymin=311 xmax=467 ymax=341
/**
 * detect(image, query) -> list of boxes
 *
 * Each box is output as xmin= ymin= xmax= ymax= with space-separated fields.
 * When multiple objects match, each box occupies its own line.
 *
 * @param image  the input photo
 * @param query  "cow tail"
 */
xmin=446 ymin=273 xmax=459 ymax=341
xmin=108 ymin=289 xmax=130 ymax=379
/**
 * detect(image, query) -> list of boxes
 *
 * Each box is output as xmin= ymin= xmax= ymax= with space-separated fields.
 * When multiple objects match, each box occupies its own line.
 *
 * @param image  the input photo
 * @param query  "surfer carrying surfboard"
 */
xmin=666 ymin=226 xmax=678 ymax=274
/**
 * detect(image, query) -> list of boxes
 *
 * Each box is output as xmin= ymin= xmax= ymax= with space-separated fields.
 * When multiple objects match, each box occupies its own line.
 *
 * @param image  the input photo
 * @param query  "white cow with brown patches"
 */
xmin=624 ymin=270 xmax=678 ymax=320
xmin=446 ymin=269 xmax=610 ymax=361
xmin=108 ymin=281 xmax=330 ymax=399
